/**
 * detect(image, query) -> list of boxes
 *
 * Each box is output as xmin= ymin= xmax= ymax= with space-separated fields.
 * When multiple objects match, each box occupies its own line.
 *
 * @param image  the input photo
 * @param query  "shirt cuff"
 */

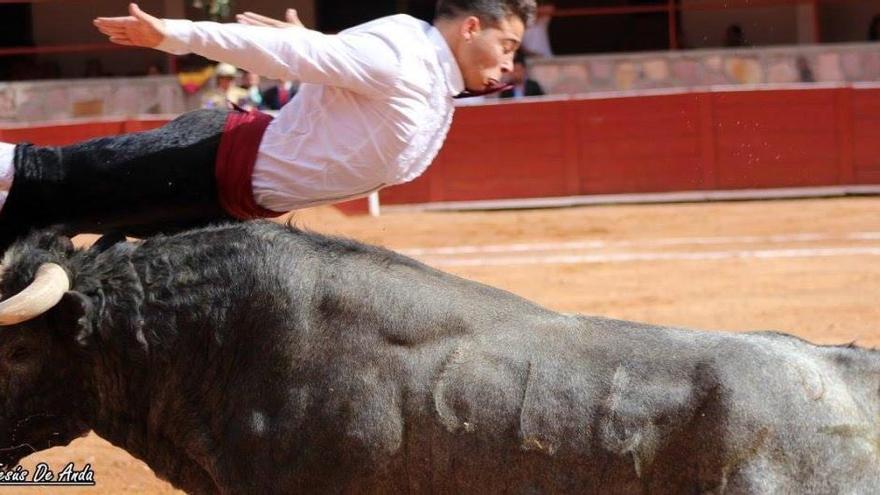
xmin=155 ymin=19 xmax=194 ymax=55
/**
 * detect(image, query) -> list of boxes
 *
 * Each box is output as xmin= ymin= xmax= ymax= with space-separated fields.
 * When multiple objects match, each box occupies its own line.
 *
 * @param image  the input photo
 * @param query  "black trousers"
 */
xmin=0 ymin=109 xmax=237 ymax=251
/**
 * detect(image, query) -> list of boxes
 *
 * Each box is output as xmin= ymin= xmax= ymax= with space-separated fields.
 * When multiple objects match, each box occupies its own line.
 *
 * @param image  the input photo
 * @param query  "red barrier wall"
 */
xmin=574 ymin=94 xmax=706 ymax=194
xmin=853 ymin=88 xmax=880 ymax=185
xmin=712 ymin=89 xmax=842 ymax=189
xmin=2 ymin=87 xmax=876 ymax=215
xmin=366 ymin=86 xmax=879 ymax=214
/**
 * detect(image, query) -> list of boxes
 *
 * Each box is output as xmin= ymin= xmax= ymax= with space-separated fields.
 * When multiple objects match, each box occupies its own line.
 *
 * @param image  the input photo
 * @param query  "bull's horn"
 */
xmin=0 ymin=263 xmax=70 ymax=325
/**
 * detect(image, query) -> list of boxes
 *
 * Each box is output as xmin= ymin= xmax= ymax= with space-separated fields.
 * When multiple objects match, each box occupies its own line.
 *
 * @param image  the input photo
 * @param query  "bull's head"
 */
xmin=0 ymin=233 xmax=94 ymax=471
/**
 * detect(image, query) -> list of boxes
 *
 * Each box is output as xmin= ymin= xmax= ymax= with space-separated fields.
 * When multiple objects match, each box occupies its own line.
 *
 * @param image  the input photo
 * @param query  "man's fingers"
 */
xmin=285 ymin=8 xmax=303 ymax=26
xmin=237 ymin=12 xmax=261 ymax=21
xmin=94 ymin=16 xmax=134 ymax=23
xmin=108 ymin=37 xmax=135 ymax=46
xmin=94 ymin=22 xmax=132 ymax=40
xmin=235 ymin=14 xmax=261 ymax=26
xmin=96 ymin=23 xmax=134 ymax=35
xmin=237 ymin=11 xmax=287 ymax=27
xmin=244 ymin=12 xmax=279 ymax=25
xmin=93 ymin=17 xmax=134 ymax=31
xmin=236 ymin=9 xmax=306 ymax=28
xmin=93 ymin=21 xmax=128 ymax=31
xmin=129 ymin=3 xmax=153 ymax=23
xmin=95 ymin=25 xmax=122 ymax=37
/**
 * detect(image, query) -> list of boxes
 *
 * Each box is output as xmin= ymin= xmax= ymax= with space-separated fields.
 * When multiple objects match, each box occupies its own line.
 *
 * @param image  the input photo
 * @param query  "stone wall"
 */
xmin=530 ymin=43 xmax=880 ymax=95
xmin=0 ymin=76 xmax=193 ymax=124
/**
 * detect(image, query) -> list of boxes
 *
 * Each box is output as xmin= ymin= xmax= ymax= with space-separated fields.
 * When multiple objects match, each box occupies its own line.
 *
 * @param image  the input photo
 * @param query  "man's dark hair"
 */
xmin=435 ymin=0 xmax=537 ymax=27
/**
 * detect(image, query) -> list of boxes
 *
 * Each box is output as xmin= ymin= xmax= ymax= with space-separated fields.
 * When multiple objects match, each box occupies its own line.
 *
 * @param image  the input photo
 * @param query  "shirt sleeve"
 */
xmin=156 ymin=20 xmax=400 ymax=97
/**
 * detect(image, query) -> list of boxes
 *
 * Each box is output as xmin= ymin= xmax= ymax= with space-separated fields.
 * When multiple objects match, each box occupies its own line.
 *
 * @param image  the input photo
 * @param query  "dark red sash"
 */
xmin=215 ymin=109 xmax=285 ymax=219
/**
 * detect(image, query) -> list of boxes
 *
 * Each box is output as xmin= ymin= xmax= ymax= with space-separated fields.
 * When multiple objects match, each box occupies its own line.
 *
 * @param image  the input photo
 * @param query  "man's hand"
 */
xmin=236 ymin=9 xmax=305 ymax=28
xmin=93 ymin=3 xmax=166 ymax=48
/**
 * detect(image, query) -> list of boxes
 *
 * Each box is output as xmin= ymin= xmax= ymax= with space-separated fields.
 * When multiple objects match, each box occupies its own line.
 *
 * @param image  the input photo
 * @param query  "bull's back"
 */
xmin=396 ymin=317 xmax=880 ymax=493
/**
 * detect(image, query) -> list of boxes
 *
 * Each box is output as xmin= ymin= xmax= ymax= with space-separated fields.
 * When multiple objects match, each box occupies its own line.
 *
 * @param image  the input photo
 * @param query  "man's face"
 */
xmin=455 ymin=15 xmax=525 ymax=92
xmin=217 ymin=76 xmax=235 ymax=90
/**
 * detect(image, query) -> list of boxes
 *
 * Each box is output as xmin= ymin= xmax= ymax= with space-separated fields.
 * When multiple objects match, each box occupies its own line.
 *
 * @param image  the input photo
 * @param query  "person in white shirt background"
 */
xmin=520 ymin=2 xmax=553 ymax=58
xmin=0 ymin=0 xmax=535 ymax=251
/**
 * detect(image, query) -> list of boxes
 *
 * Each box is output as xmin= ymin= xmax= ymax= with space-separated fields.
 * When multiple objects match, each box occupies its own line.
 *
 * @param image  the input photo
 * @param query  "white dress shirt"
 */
xmin=0 ymin=143 xmax=14 ymax=212
xmin=522 ymin=16 xmax=552 ymax=57
xmin=157 ymin=14 xmax=465 ymax=211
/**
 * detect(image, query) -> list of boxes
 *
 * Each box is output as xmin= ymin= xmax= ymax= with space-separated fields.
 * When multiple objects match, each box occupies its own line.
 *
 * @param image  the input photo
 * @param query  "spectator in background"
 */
xmin=723 ymin=24 xmax=748 ymax=48
xmin=521 ymin=2 xmax=553 ymax=57
xmin=500 ymin=51 xmax=544 ymax=98
xmin=241 ymin=71 xmax=265 ymax=109
xmin=796 ymin=56 xmax=814 ymax=83
xmin=201 ymin=62 xmax=248 ymax=109
xmin=146 ymin=61 xmax=164 ymax=75
xmin=261 ymin=80 xmax=297 ymax=110
xmin=869 ymin=15 xmax=880 ymax=41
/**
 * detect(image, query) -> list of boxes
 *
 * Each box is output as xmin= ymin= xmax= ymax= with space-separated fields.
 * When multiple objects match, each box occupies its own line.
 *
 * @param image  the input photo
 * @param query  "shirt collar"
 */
xmin=427 ymin=25 xmax=465 ymax=97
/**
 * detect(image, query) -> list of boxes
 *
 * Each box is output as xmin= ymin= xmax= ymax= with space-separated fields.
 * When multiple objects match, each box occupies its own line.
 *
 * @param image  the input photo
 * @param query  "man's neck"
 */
xmin=433 ymin=18 xmax=462 ymax=56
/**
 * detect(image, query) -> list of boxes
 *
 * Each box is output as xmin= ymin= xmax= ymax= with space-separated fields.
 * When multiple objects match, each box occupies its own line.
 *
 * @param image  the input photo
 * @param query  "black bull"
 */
xmin=0 ymin=222 xmax=877 ymax=494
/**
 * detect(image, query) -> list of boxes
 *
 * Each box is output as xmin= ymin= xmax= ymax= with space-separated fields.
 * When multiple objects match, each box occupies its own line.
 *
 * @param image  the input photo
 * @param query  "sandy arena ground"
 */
xmin=6 ymin=196 xmax=880 ymax=494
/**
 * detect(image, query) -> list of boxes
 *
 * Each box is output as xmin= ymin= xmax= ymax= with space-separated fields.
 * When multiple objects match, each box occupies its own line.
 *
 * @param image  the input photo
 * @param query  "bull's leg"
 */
xmin=0 ymin=108 xmax=236 ymax=252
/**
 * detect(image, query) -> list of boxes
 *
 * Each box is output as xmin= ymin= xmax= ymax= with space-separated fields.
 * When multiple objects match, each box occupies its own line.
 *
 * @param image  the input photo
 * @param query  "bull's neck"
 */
xmin=85 ymin=338 xmax=220 ymax=493
xmin=85 ymin=340 xmax=152 ymax=451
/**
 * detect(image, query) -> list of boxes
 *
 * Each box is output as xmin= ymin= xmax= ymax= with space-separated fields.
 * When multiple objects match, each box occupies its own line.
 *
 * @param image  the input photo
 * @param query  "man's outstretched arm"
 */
xmin=94 ymin=3 xmax=399 ymax=96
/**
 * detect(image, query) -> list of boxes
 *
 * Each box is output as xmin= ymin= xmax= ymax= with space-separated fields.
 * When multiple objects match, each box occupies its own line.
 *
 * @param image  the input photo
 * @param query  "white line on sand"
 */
xmin=417 ymin=247 xmax=880 ymax=268
xmin=400 ymin=232 xmax=880 ymax=256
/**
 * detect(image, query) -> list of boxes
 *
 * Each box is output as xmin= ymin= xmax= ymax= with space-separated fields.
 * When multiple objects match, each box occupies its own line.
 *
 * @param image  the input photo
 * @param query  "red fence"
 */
xmin=357 ymin=86 xmax=879 ymax=213
xmin=2 ymin=86 xmax=877 ymax=214
xmin=854 ymin=88 xmax=880 ymax=185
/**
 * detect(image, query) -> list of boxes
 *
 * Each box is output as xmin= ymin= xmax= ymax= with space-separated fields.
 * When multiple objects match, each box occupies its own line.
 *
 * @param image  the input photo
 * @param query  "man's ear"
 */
xmin=51 ymin=291 xmax=95 ymax=347
xmin=460 ymin=15 xmax=481 ymax=41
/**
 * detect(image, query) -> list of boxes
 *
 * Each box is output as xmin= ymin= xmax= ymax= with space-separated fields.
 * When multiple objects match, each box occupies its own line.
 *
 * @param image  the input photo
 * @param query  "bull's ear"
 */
xmin=51 ymin=291 xmax=95 ymax=347
xmin=30 ymin=230 xmax=75 ymax=256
